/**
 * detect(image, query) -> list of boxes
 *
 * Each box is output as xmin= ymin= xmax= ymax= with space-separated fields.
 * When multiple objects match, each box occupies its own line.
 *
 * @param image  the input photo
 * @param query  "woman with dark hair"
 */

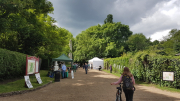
xmin=111 ymin=67 xmax=135 ymax=101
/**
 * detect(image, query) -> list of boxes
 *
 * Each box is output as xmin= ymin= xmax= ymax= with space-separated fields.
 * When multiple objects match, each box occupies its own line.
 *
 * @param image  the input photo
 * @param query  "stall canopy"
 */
xmin=52 ymin=54 xmax=73 ymax=62
xmin=88 ymin=57 xmax=104 ymax=70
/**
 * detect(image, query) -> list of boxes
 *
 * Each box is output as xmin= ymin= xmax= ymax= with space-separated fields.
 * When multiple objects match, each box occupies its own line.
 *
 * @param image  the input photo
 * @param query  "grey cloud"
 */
xmin=48 ymin=0 xmax=174 ymax=37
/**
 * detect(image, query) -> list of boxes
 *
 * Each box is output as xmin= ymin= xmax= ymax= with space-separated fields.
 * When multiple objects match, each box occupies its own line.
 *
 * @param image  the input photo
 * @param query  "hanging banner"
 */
xmin=26 ymin=55 xmax=39 ymax=75
xmin=24 ymin=76 xmax=33 ymax=88
xmin=35 ymin=73 xmax=42 ymax=84
xmin=163 ymin=71 xmax=174 ymax=81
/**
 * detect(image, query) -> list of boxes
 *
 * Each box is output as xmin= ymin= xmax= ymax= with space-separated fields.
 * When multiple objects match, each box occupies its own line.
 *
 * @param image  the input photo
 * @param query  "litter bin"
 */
xmin=66 ymin=72 xmax=68 ymax=77
xmin=54 ymin=71 xmax=60 ymax=82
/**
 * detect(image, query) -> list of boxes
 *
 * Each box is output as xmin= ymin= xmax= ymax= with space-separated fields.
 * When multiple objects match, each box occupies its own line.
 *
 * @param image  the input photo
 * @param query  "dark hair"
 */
xmin=122 ymin=67 xmax=133 ymax=77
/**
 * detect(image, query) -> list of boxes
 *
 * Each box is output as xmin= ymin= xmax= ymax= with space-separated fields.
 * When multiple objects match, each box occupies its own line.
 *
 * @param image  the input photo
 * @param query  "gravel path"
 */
xmin=0 ymin=68 xmax=180 ymax=101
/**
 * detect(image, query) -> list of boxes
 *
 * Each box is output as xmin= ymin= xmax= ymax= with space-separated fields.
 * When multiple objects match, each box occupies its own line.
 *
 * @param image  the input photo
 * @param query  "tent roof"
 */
xmin=88 ymin=57 xmax=103 ymax=62
xmin=52 ymin=54 xmax=73 ymax=62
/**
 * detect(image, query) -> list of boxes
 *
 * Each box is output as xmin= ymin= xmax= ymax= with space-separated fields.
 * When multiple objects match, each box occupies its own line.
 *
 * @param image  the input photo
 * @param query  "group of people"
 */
xmin=72 ymin=63 xmax=79 ymax=73
xmin=48 ymin=62 xmax=67 ymax=79
xmin=49 ymin=61 xmax=135 ymax=101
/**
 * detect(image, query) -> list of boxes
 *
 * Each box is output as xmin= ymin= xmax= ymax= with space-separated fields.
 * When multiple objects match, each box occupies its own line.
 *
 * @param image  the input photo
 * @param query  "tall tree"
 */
xmin=127 ymin=33 xmax=149 ymax=51
xmin=73 ymin=15 xmax=132 ymax=61
xmin=104 ymin=14 xmax=113 ymax=24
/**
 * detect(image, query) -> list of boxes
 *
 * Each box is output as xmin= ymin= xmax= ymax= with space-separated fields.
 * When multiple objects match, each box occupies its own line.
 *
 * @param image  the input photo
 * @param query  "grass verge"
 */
xmin=102 ymin=69 xmax=180 ymax=93
xmin=0 ymin=70 xmax=54 ymax=94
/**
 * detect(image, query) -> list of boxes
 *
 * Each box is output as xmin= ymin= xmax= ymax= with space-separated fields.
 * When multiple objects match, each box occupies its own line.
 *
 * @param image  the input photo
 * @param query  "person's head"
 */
xmin=122 ymin=67 xmax=132 ymax=77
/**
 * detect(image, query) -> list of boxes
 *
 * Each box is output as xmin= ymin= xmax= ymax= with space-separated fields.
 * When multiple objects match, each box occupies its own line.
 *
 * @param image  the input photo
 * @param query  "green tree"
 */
xmin=162 ymin=29 xmax=180 ymax=55
xmin=127 ymin=33 xmax=149 ymax=51
xmin=73 ymin=15 xmax=132 ymax=61
xmin=104 ymin=14 xmax=113 ymax=24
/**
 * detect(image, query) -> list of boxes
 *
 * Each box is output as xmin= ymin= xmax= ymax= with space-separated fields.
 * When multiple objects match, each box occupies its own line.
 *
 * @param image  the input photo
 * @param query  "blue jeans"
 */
xmin=50 ymin=71 xmax=54 ymax=78
xmin=62 ymin=70 xmax=66 ymax=78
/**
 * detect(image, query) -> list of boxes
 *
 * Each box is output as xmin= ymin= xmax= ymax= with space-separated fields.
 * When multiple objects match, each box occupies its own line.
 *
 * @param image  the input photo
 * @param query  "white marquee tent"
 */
xmin=88 ymin=57 xmax=104 ymax=70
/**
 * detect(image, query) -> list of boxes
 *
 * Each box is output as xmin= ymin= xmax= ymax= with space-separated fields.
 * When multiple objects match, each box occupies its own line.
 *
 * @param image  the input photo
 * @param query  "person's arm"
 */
xmin=111 ymin=75 xmax=123 ymax=85
xmin=131 ymin=75 xmax=135 ymax=85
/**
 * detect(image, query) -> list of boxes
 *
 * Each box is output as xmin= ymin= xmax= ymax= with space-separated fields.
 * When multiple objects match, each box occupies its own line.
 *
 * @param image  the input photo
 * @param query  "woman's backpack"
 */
xmin=122 ymin=75 xmax=134 ymax=90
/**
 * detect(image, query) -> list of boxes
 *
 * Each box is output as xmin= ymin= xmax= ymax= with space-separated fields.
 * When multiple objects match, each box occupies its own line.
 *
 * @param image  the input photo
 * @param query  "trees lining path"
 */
xmin=0 ymin=68 xmax=180 ymax=101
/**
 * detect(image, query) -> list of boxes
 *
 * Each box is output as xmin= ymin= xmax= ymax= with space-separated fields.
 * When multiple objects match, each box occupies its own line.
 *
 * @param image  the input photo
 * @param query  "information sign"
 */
xmin=28 ymin=60 xmax=35 ymax=74
xmin=24 ymin=76 xmax=33 ymax=88
xmin=26 ymin=55 xmax=39 ymax=75
xmin=163 ymin=72 xmax=174 ymax=81
xmin=35 ymin=73 xmax=42 ymax=84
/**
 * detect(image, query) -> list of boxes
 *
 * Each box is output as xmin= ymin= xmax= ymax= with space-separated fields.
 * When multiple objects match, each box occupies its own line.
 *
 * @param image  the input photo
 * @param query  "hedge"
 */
xmin=104 ymin=51 xmax=180 ymax=88
xmin=0 ymin=48 xmax=26 ymax=81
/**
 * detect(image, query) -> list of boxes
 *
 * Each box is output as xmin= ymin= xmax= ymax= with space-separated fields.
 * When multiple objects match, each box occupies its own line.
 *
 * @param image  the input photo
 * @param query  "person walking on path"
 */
xmin=111 ymin=67 xmax=135 ymax=101
xmin=109 ymin=65 xmax=112 ymax=73
xmin=84 ymin=63 xmax=88 ymax=74
xmin=61 ymin=62 xmax=66 ymax=79
xmin=73 ymin=63 xmax=76 ymax=72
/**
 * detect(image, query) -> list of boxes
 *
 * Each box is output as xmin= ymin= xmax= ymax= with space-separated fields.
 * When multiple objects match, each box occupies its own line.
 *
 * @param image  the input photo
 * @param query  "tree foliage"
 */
xmin=73 ymin=15 xmax=132 ymax=62
xmin=0 ymin=0 xmax=73 ymax=59
xmin=127 ymin=33 xmax=150 ymax=51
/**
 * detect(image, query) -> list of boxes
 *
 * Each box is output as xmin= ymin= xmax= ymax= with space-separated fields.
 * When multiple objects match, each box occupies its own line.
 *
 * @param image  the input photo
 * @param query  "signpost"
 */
xmin=25 ymin=55 xmax=42 ymax=88
xmin=26 ymin=55 xmax=39 ymax=75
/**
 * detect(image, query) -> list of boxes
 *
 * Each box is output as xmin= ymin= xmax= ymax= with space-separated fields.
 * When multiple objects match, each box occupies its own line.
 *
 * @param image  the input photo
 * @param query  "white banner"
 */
xmin=163 ymin=72 xmax=174 ymax=81
xmin=35 ymin=73 xmax=43 ymax=84
xmin=71 ymin=71 xmax=74 ymax=79
xmin=24 ymin=76 xmax=33 ymax=88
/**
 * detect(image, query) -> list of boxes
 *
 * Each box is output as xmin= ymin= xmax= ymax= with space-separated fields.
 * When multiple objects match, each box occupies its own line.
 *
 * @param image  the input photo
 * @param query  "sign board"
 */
xmin=35 ymin=73 xmax=42 ymax=84
xmin=26 ymin=55 xmax=39 ymax=75
xmin=27 ymin=60 xmax=35 ymax=74
xmin=163 ymin=71 xmax=174 ymax=81
xmin=24 ymin=76 xmax=33 ymax=88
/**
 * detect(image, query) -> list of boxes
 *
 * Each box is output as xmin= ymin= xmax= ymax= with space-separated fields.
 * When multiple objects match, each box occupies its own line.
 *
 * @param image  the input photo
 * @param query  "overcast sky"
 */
xmin=48 ymin=0 xmax=180 ymax=41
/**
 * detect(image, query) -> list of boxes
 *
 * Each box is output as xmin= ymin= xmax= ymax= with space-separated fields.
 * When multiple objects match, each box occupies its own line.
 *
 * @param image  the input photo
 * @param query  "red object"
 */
xmin=25 ymin=55 xmax=39 ymax=75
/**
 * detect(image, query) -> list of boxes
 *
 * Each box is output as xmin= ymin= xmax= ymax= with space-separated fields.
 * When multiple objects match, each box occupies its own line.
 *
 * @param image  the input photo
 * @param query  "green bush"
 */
xmin=104 ymin=51 xmax=180 ymax=88
xmin=0 ymin=48 xmax=26 ymax=81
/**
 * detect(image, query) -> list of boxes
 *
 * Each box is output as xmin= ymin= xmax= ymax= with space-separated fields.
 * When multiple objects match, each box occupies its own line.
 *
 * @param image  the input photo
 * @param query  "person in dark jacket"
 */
xmin=84 ymin=63 xmax=88 ymax=74
xmin=99 ymin=65 xmax=102 ymax=71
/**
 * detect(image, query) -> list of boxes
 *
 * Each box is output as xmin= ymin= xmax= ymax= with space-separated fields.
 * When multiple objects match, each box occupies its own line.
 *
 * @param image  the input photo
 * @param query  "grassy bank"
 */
xmin=102 ymin=69 xmax=180 ymax=93
xmin=0 ymin=70 xmax=54 ymax=94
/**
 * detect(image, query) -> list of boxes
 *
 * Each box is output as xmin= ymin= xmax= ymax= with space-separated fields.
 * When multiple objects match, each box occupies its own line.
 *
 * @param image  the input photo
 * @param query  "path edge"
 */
xmin=0 ymin=81 xmax=53 ymax=98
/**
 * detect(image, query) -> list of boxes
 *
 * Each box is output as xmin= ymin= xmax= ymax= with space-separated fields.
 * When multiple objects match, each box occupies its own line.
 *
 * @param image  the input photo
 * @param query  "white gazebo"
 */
xmin=88 ymin=57 xmax=104 ymax=70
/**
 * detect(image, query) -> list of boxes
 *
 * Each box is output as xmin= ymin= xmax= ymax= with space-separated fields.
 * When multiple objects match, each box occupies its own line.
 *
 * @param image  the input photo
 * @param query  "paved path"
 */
xmin=0 ymin=68 xmax=180 ymax=101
